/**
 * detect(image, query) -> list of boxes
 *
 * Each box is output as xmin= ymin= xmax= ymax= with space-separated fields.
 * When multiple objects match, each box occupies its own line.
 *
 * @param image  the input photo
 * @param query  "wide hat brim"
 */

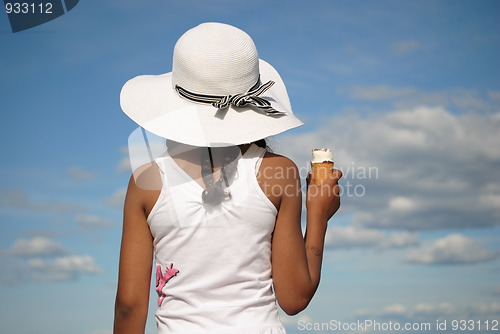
xmin=120 ymin=59 xmax=303 ymax=147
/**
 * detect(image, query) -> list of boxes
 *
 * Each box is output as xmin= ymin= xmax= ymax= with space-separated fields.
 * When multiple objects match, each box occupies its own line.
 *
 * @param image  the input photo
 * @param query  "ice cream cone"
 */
xmin=310 ymin=148 xmax=334 ymax=185
xmin=311 ymin=161 xmax=334 ymax=185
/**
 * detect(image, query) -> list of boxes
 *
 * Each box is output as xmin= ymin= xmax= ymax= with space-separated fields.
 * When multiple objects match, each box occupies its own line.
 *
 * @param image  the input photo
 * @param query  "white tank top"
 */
xmin=148 ymin=144 xmax=286 ymax=334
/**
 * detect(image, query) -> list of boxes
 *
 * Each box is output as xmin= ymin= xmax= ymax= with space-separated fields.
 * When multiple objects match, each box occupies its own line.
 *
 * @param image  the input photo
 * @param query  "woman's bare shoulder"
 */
xmin=260 ymin=151 xmax=300 ymax=185
xmin=125 ymin=162 xmax=163 ymax=217
xmin=130 ymin=161 xmax=162 ymax=192
xmin=263 ymin=151 xmax=299 ymax=169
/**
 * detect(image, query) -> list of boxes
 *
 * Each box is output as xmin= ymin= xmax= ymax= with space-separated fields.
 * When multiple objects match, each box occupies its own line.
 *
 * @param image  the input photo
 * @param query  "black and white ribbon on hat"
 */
xmin=175 ymin=80 xmax=285 ymax=116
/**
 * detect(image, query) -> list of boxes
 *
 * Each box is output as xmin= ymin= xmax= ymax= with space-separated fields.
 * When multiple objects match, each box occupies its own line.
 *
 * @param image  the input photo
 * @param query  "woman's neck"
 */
xmin=167 ymin=141 xmax=248 ymax=161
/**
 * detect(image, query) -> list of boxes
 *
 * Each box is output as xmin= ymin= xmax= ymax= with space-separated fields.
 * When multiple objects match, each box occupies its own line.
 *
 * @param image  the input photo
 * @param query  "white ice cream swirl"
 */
xmin=311 ymin=148 xmax=333 ymax=163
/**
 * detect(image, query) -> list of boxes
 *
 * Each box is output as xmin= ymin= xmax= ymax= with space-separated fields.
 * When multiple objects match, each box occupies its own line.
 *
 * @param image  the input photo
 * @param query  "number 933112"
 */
xmin=5 ymin=2 xmax=53 ymax=14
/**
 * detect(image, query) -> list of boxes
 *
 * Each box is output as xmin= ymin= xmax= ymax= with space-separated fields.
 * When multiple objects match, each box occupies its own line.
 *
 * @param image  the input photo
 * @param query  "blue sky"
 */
xmin=1 ymin=1 xmax=499 ymax=333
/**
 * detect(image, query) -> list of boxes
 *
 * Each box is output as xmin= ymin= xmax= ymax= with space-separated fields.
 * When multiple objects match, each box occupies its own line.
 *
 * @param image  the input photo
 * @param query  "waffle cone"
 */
xmin=311 ymin=161 xmax=334 ymax=185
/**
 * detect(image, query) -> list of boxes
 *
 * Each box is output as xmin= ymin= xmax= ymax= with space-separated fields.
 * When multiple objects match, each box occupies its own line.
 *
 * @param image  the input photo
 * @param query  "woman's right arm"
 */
xmin=269 ymin=156 xmax=341 ymax=315
xmin=114 ymin=175 xmax=154 ymax=334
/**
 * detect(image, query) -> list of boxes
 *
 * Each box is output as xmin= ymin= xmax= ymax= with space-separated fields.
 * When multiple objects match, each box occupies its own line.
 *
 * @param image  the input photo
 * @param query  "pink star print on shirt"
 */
xmin=155 ymin=263 xmax=179 ymax=306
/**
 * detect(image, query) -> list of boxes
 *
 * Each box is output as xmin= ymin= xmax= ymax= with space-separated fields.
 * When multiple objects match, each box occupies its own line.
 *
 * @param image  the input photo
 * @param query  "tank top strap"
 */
xmin=153 ymin=152 xmax=200 ymax=190
xmin=153 ymin=153 xmax=169 ymax=183
xmin=239 ymin=143 xmax=266 ymax=176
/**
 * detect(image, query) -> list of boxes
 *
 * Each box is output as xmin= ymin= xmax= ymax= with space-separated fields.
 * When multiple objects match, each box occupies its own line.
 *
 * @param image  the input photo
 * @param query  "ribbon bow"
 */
xmin=175 ymin=80 xmax=285 ymax=116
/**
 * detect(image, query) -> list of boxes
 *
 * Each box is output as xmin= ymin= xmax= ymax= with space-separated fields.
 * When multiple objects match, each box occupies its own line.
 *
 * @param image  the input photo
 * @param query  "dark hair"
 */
xmin=201 ymin=139 xmax=268 ymax=205
xmin=252 ymin=139 xmax=268 ymax=150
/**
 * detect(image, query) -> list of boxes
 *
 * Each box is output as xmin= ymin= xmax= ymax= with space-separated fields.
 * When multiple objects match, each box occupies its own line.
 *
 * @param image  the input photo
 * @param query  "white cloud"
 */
xmin=489 ymin=90 xmax=500 ymax=103
xmin=280 ymin=313 xmax=312 ymax=326
xmin=1 ymin=238 xmax=103 ymax=284
xmin=107 ymin=187 xmax=127 ymax=209
xmin=9 ymin=237 xmax=69 ymax=257
xmin=412 ymin=302 xmax=454 ymax=317
xmin=347 ymin=85 xmax=416 ymax=102
xmin=355 ymin=301 xmax=500 ymax=324
xmin=325 ymin=226 xmax=419 ymax=249
xmin=0 ymin=189 xmax=83 ymax=212
xmin=469 ymin=302 xmax=500 ymax=315
xmin=66 ymin=166 xmax=95 ymax=180
xmin=342 ymin=86 xmax=492 ymax=112
xmin=84 ymin=330 xmax=112 ymax=334
xmin=391 ymin=40 xmax=423 ymax=55
xmin=26 ymin=255 xmax=102 ymax=281
xmin=381 ymin=303 xmax=408 ymax=315
xmin=404 ymin=234 xmax=498 ymax=265
xmin=116 ymin=146 xmax=131 ymax=173
xmin=276 ymin=107 xmax=500 ymax=230
xmin=357 ymin=303 xmax=409 ymax=317
xmin=388 ymin=196 xmax=417 ymax=213
xmin=76 ymin=214 xmax=113 ymax=231
xmin=19 ymin=229 xmax=60 ymax=238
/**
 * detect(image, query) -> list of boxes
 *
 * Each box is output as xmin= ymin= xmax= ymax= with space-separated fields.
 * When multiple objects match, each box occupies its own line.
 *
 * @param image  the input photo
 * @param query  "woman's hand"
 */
xmin=306 ymin=168 xmax=343 ymax=222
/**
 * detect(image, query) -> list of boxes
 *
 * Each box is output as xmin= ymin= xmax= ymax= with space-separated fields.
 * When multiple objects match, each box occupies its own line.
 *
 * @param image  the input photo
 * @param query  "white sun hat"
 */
xmin=120 ymin=22 xmax=303 ymax=147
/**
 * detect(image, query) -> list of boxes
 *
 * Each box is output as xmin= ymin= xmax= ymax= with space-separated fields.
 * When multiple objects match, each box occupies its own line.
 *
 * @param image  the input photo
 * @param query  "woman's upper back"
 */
xmin=131 ymin=143 xmax=300 ymax=218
